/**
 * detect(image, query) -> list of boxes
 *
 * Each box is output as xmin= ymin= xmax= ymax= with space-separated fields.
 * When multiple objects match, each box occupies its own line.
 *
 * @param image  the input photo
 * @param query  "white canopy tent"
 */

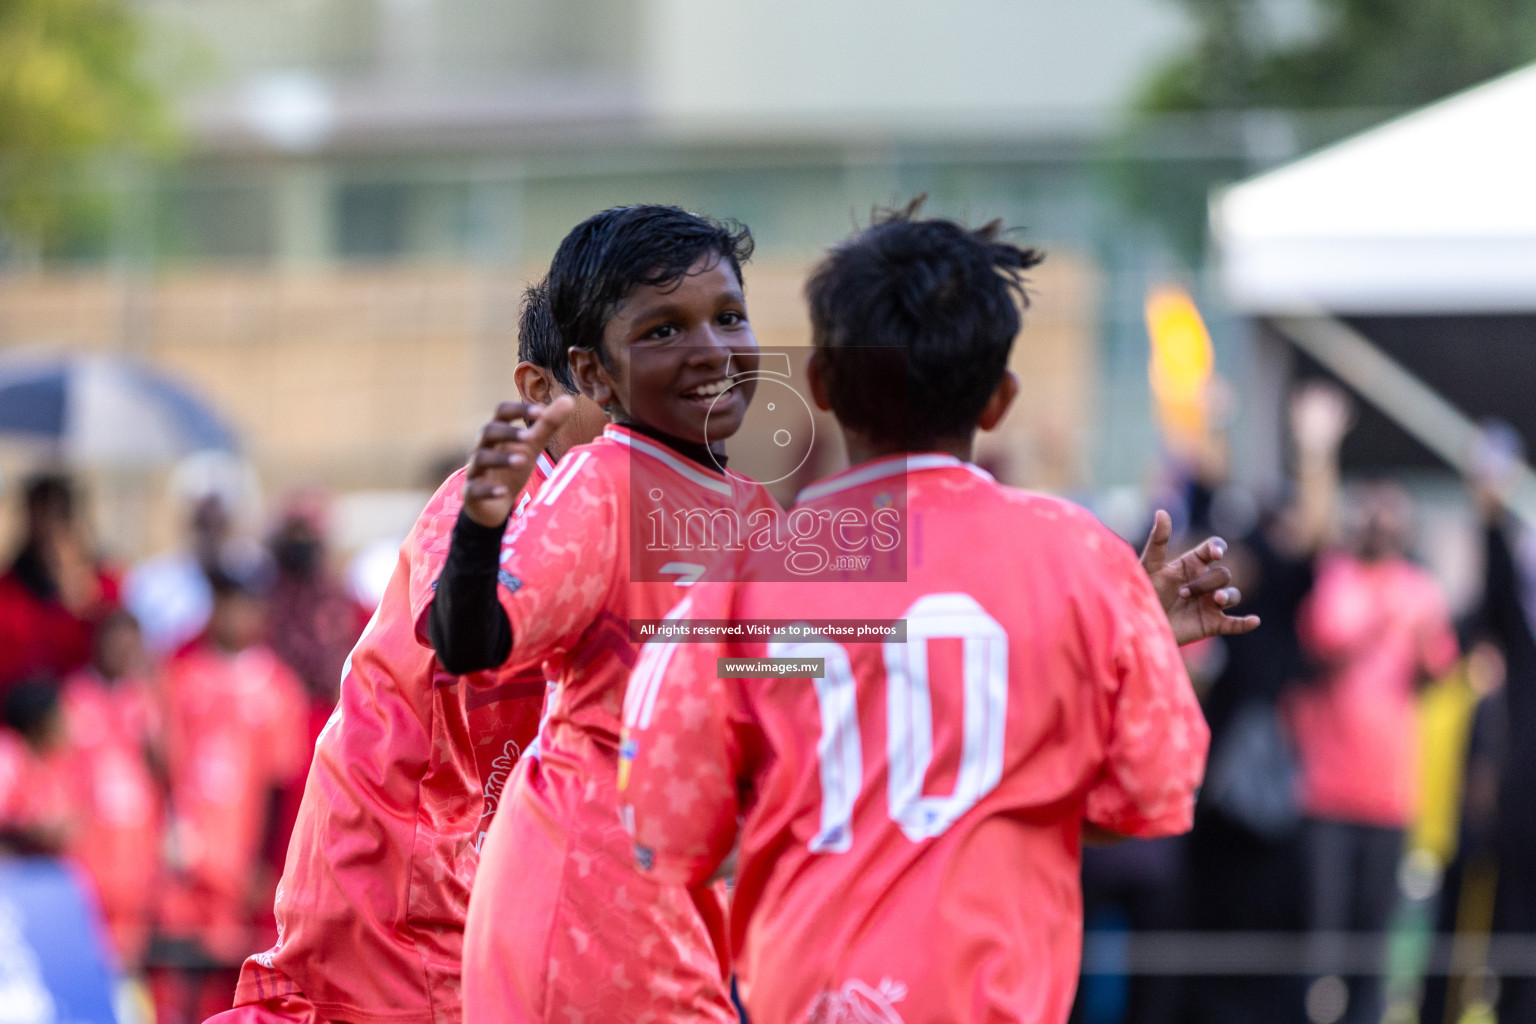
xmin=1214 ymin=63 xmax=1536 ymax=314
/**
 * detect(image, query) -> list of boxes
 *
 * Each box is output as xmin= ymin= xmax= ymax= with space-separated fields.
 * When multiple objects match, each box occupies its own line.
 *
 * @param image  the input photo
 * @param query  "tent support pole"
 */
xmin=1270 ymin=313 xmax=1536 ymax=531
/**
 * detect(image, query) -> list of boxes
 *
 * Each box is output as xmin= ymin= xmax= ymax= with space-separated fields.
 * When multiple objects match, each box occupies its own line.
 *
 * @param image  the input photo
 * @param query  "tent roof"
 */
xmin=1214 ymin=64 xmax=1536 ymax=314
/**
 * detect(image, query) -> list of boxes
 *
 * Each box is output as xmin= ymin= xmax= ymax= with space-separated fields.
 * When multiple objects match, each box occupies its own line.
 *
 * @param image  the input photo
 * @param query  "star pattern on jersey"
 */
xmin=463 ymin=437 xmax=761 ymax=1024
xmin=646 ymin=732 xmax=679 ymax=772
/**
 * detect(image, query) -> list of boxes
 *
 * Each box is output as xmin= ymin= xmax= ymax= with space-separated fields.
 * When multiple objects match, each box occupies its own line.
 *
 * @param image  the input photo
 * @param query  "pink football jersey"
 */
xmin=160 ymin=643 xmax=309 ymax=963
xmin=231 ymin=455 xmax=554 ymax=1024
xmin=620 ymin=454 xmax=1208 ymax=1024
xmin=1290 ymin=552 xmax=1457 ymax=826
xmin=61 ymin=668 xmax=163 ymax=965
xmin=463 ymin=424 xmax=778 ymax=1024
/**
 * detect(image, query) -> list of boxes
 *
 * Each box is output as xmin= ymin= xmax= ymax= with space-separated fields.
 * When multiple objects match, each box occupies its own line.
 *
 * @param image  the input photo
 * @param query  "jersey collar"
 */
xmin=513 ymin=450 xmax=561 ymax=517
xmin=794 ymin=452 xmax=992 ymax=504
xmin=603 ymin=424 xmax=733 ymax=496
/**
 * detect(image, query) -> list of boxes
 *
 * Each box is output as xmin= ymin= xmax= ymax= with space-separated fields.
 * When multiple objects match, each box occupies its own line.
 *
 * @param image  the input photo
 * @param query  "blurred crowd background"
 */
xmin=2 ymin=1 xmax=1536 ymax=1023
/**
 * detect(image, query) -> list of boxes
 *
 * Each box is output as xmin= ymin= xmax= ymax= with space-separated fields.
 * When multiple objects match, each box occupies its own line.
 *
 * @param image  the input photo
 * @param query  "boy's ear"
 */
xmin=978 ymin=370 xmax=1019 ymax=432
xmin=569 ymin=347 xmax=616 ymax=408
xmin=513 ymin=362 xmax=554 ymax=405
xmin=806 ymin=351 xmax=832 ymax=412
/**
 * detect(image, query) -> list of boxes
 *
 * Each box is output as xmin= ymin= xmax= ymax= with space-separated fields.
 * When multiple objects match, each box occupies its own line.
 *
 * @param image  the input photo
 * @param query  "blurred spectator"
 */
xmin=122 ymin=493 xmax=232 ymax=657
xmin=60 ymin=609 xmax=164 ymax=968
xmin=1465 ymin=448 xmax=1536 ymax=1024
xmin=1179 ymin=384 xmax=1340 ymax=1024
xmin=266 ymin=494 xmax=367 ymax=705
xmin=1074 ymin=489 xmax=1198 ymax=1024
xmin=1076 ymin=836 xmax=1188 ymax=1024
xmin=0 ymin=678 xmax=77 ymax=855
xmin=1289 ymin=389 xmax=1459 ymax=1024
xmin=0 ymin=474 xmax=121 ymax=693
xmin=150 ymin=560 xmax=308 ymax=1024
xmin=1420 ymin=640 xmax=1506 ymax=1024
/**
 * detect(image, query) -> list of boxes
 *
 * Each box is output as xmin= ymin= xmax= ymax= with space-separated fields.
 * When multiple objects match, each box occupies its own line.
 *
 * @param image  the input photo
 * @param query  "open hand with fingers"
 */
xmin=463 ymin=396 xmax=576 ymax=527
xmin=1140 ymin=509 xmax=1260 ymax=646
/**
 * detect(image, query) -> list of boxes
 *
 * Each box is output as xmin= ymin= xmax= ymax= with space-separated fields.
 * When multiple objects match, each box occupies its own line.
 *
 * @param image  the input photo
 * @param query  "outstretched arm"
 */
xmin=1140 ymin=510 xmax=1260 ymax=646
xmin=1288 ymin=382 xmax=1350 ymax=553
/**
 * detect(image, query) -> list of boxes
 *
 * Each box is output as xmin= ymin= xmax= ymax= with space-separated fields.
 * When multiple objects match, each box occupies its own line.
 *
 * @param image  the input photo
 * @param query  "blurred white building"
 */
xmin=143 ymin=0 xmax=1195 ymax=266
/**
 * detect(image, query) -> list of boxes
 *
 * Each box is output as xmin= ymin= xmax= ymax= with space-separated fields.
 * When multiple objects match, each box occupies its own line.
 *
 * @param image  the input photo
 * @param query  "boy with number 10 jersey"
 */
xmin=620 ymin=206 xmax=1220 ymax=1024
xmin=623 ymin=460 xmax=1204 ymax=1024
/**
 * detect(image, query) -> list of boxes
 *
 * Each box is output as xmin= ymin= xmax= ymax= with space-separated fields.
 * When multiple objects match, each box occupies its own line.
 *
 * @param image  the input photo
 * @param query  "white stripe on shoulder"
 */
xmin=605 ymin=428 xmax=732 ymax=496
xmin=540 ymin=450 xmax=592 ymax=506
xmin=515 ymin=451 xmax=558 ymax=516
xmin=796 ymin=453 xmax=965 ymax=503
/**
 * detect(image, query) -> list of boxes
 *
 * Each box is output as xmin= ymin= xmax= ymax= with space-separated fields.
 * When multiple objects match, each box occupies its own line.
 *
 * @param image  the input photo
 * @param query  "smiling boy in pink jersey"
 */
xmin=436 ymin=205 xmax=777 ymax=1024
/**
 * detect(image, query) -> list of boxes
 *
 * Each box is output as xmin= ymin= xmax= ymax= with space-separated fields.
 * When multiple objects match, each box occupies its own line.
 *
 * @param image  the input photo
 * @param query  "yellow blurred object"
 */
xmin=1457 ymin=1001 xmax=1497 ymax=1024
xmin=1413 ymin=663 xmax=1481 ymax=863
xmin=1144 ymin=286 xmax=1215 ymax=456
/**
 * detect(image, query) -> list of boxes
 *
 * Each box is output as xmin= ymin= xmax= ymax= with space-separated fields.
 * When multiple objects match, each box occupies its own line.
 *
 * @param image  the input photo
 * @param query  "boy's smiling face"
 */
xmin=577 ymin=253 xmax=758 ymax=447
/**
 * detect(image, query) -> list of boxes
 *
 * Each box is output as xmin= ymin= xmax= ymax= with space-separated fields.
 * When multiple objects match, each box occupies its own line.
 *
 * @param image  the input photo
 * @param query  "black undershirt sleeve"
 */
xmin=427 ymin=508 xmax=513 ymax=674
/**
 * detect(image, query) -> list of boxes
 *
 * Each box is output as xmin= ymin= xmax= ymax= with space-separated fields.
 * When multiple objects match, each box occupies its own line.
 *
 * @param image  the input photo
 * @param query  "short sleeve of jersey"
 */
xmin=1082 ymin=529 xmax=1210 ymax=838
xmin=619 ymin=585 xmax=746 ymax=887
xmin=496 ymin=450 xmax=622 ymax=673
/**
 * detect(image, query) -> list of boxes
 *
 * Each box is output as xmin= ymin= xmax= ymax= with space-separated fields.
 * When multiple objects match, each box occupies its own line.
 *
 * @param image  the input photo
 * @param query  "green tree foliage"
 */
xmin=1144 ymin=0 xmax=1536 ymax=111
xmin=0 ymin=0 xmax=168 ymax=252
xmin=1116 ymin=0 xmax=1536 ymax=259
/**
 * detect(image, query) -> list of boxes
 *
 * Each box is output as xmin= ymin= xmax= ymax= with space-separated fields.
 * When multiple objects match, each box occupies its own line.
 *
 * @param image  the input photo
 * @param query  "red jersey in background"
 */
xmin=61 ymin=668 xmax=164 ymax=966
xmin=0 ymin=561 xmax=120 ymax=694
xmin=0 ymin=730 xmax=78 ymax=850
xmin=159 ymin=643 xmax=309 ymax=963
xmin=1291 ymin=552 xmax=1458 ymax=827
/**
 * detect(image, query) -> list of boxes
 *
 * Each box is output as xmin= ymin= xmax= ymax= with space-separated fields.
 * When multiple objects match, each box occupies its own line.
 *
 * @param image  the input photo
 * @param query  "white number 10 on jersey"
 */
xmin=774 ymin=593 xmax=1009 ymax=852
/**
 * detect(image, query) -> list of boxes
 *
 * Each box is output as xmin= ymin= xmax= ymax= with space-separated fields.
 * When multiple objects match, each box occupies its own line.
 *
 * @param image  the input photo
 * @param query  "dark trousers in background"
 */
xmin=1494 ymin=834 xmax=1536 ymax=1024
xmin=1071 ymin=836 xmax=1188 ymax=1024
xmin=1184 ymin=809 xmax=1307 ymax=1024
xmin=1304 ymin=818 xmax=1404 ymax=1024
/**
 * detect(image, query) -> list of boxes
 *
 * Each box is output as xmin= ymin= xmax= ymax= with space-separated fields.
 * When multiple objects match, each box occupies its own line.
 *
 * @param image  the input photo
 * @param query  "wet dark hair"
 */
xmin=805 ymin=198 xmax=1043 ymax=448
xmin=2 ymin=678 xmax=61 ymax=739
xmin=547 ymin=205 xmax=754 ymax=372
xmin=516 ymin=278 xmax=574 ymax=392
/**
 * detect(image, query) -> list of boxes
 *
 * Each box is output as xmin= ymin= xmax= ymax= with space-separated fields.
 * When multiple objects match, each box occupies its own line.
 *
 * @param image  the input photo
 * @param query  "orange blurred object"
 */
xmin=1145 ymin=285 xmax=1215 ymax=457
